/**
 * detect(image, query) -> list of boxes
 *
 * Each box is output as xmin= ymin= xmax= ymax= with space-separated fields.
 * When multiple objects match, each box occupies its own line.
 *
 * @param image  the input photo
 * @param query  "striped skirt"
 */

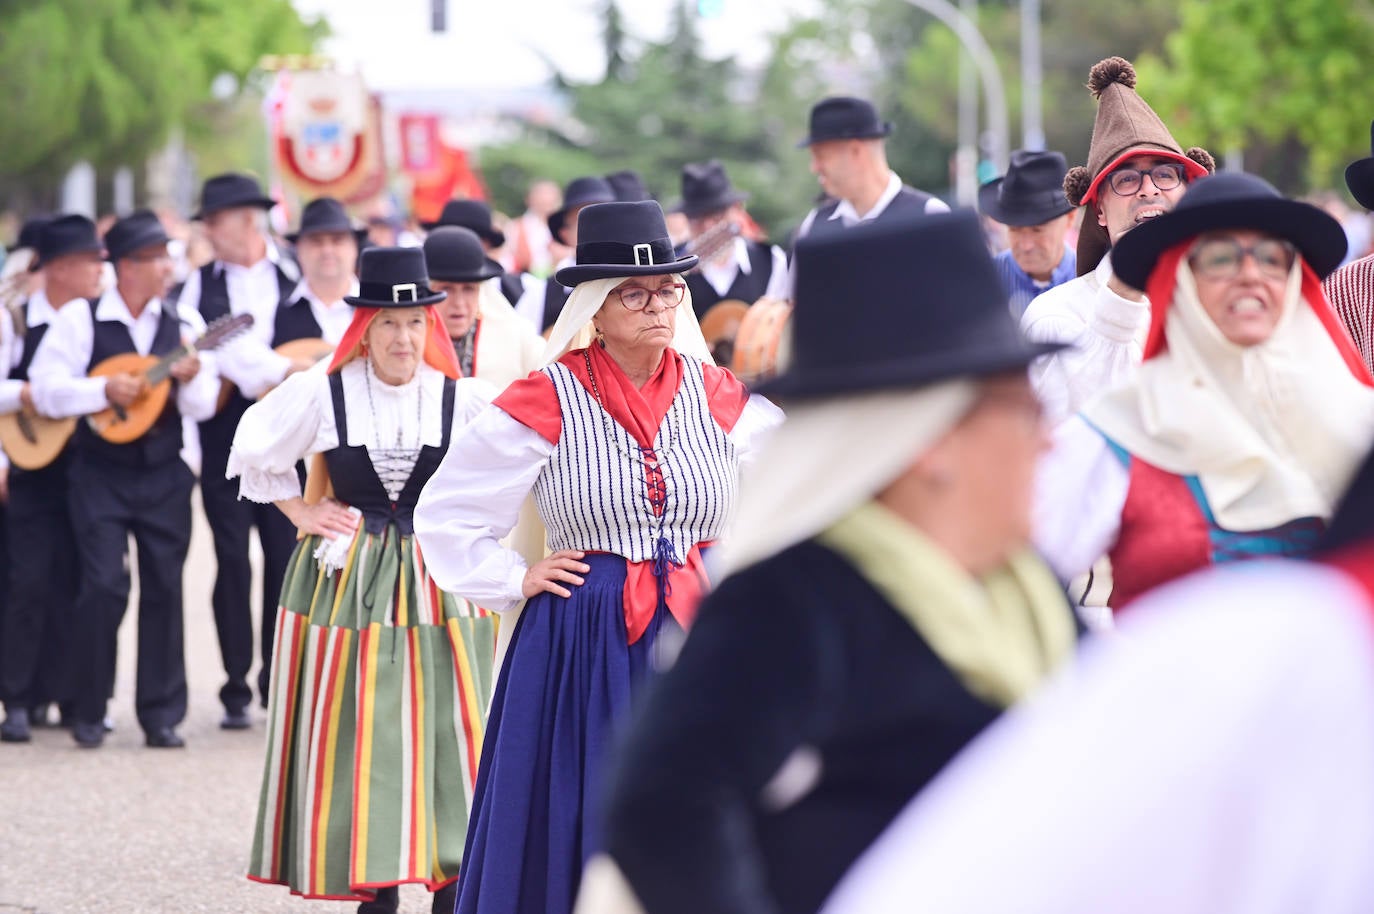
xmin=248 ymin=527 xmax=496 ymax=902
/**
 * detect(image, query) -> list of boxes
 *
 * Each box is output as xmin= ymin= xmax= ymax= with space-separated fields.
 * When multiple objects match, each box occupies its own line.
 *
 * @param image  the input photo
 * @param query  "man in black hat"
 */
xmin=282 ymin=196 xmax=362 ymax=347
xmin=176 ymin=172 xmax=304 ymax=730
xmin=540 ymin=175 xmax=618 ymax=331
xmin=1324 ymin=120 xmax=1374 ymax=373
xmin=0 ymin=215 xmax=105 ymax=741
xmin=673 ymin=160 xmax=789 ymax=318
xmin=980 ymin=150 xmax=1079 ymax=317
xmin=28 ymin=210 xmax=222 ymax=749
xmin=794 ymin=96 xmax=948 ymax=244
xmin=423 ymin=198 xmax=547 ymax=332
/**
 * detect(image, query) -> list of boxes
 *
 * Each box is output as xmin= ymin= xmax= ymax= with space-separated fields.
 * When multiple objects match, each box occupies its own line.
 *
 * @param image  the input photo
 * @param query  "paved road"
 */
xmin=0 ymin=506 xmax=439 ymax=914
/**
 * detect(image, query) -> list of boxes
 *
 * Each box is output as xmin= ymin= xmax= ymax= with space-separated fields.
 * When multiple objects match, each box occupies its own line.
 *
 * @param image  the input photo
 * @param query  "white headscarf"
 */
xmin=1086 ymin=257 xmax=1374 ymax=530
xmin=539 ymin=274 xmax=713 ymax=367
xmin=711 ymin=381 xmax=981 ymax=579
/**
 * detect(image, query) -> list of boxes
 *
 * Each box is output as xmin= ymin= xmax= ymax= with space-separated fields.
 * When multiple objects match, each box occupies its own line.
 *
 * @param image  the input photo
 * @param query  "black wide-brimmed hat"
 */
xmin=605 ymin=169 xmax=651 ymax=203
xmin=978 ymin=150 xmax=1074 ymax=227
xmin=424 ymin=227 xmax=504 ymax=283
xmin=755 ymin=210 xmax=1065 ymax=400
xmin=554 ymin=200 xmax=698 ymax=286
xmin=796 ymin=96 xmax=893 ymax=148
xmin=193 ymin=172 xmax=276 ymax=220
xmin=548 ymin=176 xmax=617 ymax=242
xmin=8 ymin=215 xmax=53 ymax=253
xmin=104 ymin=210 xmax=172 ymax=262
xmin=672 ymin=160 xmax=750 ymax=218
xmin=1111 ymin=172 xmax=1348 ymax=289
xmin=285 ymin=197 xmax=366 ymax=246
xmin=344 ymin=246 xmax=446 ymax=308
xmin=31 ymin=214 xmax=103 ymax=271
xmin=1346 ymin=120 xmax=1374 ymax=211
xmin=421 ymin=198 xmax=506 ymax=247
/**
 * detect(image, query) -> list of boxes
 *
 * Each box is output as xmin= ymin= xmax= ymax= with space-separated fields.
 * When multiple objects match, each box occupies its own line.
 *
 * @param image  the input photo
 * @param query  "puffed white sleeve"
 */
xmin=1032 ymin=415 xmax=1127 ymax=582
xmin=730 ymin=394 xmax=784 ymax=467
xmin=226 ymin=364 xmax=335 ymax=503
xmin=415 ymin=404 xmax=554 ymax=613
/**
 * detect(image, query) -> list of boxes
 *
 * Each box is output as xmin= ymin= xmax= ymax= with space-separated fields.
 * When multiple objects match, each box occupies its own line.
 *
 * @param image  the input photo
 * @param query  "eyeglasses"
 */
xmin=1188 ymin=236 xmax=1297 ymax=281
xmin=1105 ymin=163 xmax=1185 ymax=197
xmin=612 ymin=282 xmax=686 ymax=311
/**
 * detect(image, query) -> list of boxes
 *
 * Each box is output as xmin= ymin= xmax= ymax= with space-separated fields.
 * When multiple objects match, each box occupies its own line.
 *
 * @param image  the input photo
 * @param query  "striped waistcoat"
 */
xmin=532 ymin=356 xmax=740 ymax=563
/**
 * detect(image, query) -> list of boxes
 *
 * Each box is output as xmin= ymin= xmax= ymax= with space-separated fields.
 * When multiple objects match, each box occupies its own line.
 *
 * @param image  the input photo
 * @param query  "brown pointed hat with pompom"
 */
xmin=1065 ymin=56 xmax=1215 ymax=276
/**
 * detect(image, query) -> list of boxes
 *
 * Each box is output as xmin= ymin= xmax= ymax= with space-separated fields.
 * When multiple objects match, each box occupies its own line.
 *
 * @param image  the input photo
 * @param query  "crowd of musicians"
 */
xmin=4 ymin=54 xmax=1374 ymax=914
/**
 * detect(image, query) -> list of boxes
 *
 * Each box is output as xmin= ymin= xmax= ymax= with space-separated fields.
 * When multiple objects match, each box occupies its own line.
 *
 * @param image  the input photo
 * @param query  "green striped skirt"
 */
xmin=248 ymin=528 xmax=496 ymax=901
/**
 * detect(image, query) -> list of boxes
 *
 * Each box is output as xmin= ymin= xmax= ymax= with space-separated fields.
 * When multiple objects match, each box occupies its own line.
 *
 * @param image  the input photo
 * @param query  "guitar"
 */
xmin=0 ymin=410 xmax=77 ymax=471
xmin=87 ymin=312 xmax=254 ymax=444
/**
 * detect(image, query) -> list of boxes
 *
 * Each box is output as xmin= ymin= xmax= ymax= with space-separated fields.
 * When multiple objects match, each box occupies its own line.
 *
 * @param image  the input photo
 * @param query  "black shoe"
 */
xmin=0 ymin=708 xmax=31 ymax=743
xmin=144 ymin=726 xmax=185 ymax=749
xmin=220 ymin=708 xmax=252 ymax=730
xmin=73 ymin=721 xmax=105 ymax=748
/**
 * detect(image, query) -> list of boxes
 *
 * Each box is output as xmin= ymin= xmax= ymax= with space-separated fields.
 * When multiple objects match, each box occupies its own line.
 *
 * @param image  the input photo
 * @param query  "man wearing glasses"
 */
xmin=1020 ymin=56 xmax=1214 ymax=426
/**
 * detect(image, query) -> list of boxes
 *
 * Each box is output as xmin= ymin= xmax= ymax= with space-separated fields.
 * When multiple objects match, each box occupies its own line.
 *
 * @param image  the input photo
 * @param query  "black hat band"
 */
xmin=358 ymin=280 xmax=431 ymax=303
xmin=575 ymin=238 xmax=675 ymax=268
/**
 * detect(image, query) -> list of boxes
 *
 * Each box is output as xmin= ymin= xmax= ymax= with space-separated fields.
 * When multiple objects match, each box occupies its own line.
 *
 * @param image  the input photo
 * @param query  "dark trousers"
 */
xmin=68 ymin=455 xmax=193 ymax=733
xmin=0 ymin=458 xmax=77 ymax=707
xmin=199 ymin=423 xmax=298 ymax=712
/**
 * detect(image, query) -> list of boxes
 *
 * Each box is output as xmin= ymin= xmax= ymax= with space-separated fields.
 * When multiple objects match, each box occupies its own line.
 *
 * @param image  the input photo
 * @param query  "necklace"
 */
xmin=363 ymin=358 xmax=423 ymax=450
xmin=581 ymin=348 xmax=683 ymax=461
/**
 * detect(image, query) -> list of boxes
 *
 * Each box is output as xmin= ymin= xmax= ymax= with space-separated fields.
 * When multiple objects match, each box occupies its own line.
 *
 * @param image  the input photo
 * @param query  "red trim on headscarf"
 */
xmin=493 ymin=371 xmax=562 ymax=444
xmin=701 ymin=363 xmax=750 ymax=432
xmin=1141 ymin=241 xmax=1374 ymax=388
xmin=559 ymin=343 xmax=683 ymax=448
xmin=1081 ymin=148 xmax=1211 ymax=207
xmin=326 ymin=306 xmax=462 ymax=379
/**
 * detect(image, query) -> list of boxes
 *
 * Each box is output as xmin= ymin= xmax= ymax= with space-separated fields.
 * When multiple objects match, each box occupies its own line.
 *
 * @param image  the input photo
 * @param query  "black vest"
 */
xmin=542 ymin=279 xmax=572 ymax=332
xmin=803 ymin=186 xmax=937 ymax=241
xmin=73 ymin=298 xmax=184 ymax=467
xmin=272 ymin=296 xmax=324 ymax=347
xmin=499 ymin=271 xmax=525 ymax=307
xmin=322 ymin=371 xmax=456 ymax=535
xmin=9 ymin=301 xmax=48 ymax=382
xmin=686 ymin=240 xmax=775 ymax=319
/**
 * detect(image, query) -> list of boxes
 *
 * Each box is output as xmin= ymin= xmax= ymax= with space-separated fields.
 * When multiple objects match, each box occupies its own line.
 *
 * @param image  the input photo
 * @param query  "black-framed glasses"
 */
xmin=1106 ymin=163 xmax=1185 ymax=196
xmin=612 ymin=282 xmax=686 ymax=311
xmin=1188 ymin=236 xmax=1297 ymax=281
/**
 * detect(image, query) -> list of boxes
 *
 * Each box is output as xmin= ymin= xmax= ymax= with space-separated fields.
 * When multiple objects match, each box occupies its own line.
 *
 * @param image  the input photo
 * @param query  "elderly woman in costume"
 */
xmin=578 ymin=211 xmax=1077 ymax=914
xmin=1037 ymin=173 xmax=1374 ymax=611
xmin=413 ymin=199 xmax=782 ymax=914
xmin=228 ymin=248 xmax=496 ymax=914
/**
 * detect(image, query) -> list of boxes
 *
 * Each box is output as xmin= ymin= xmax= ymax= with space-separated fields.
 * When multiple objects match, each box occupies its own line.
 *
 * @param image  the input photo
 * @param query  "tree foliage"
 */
xmin=0 ymin=0 xmax=324 ymax=205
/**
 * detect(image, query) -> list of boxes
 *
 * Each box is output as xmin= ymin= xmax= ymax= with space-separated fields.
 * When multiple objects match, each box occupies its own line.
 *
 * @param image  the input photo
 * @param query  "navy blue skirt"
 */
xmin=455 ymin=553 xmax=681 ymax=914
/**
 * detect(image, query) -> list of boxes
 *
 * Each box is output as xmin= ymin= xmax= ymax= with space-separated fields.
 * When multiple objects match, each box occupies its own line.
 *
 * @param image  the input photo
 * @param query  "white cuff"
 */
xmin=233 ymin=465 xmax=303 ymax=504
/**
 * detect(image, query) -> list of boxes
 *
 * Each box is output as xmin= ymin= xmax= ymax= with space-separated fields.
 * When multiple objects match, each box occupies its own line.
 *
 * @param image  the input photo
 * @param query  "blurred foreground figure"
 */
xmin=821 ymin=449 xmax=1374 ymax=914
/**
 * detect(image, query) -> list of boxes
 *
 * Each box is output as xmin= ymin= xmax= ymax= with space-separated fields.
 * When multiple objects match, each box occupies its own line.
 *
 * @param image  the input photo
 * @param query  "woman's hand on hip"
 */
xmin=523 ymin=550 xmax=590 ymax=599
xmin=278 ymin=496 xmax=360 ymax=539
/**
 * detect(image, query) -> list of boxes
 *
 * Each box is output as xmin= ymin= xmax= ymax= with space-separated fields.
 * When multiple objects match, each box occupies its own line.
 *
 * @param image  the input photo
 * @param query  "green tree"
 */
xmin=1139 ymin=0 xmax=1374 ymax=192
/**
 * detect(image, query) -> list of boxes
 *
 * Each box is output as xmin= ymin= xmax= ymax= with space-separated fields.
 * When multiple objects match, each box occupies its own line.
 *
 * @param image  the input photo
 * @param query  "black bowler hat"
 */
xmin=285 ymin=197 xmax=366 ymax=246
xmin=104 ymin=210 xmax=172 ymax=262
xmin=605 ymin=169 xmax=651 ymax=203
xmin=31 ymin=214 xmax=103 ymax=271
xmin=672 ymin=160 xmax=749 ymax=218
xmin=421 ymin=198 xmax=506 ymax=248
xmin=548 ymin=176 xmax=617 ymax=242
xmin=1111 ymin=172 xmax=1348 ymax=289
xmin=796 ymin=96 xmax=893 ymax=148
xmin=424 ymin=227 xmax=503 ymax=283
xmin=192 ymin=172 xmax=276 ymax=220
xmin=344 ymin=246 xmax=446 ymax=308
xmin=978 ymin=150 xmax=1074 ymax=227
xmin=8 ymin=215 xmax=53 ymax=253
xmin=554 ymin=200 xmax=698 ymax=286
xmin=1346 ymin=120 xmax=1374 ymax=211
xmin=755 ymin=210 xmax=1065 ymax=400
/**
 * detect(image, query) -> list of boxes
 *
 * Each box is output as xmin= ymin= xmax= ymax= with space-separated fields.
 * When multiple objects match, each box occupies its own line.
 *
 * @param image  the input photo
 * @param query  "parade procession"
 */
xmin=6 ymin=1 xmax=1374 ymax=912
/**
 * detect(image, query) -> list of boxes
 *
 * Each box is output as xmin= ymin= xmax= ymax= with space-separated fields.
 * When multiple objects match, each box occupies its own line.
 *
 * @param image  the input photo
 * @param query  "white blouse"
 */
xmin=414 ymin=394 xmax=783 ymax=614
xmin=227 ymin=359 xmax=496 ymax=503
xmin=1032 ymin=415 xmax=1129 ymax=583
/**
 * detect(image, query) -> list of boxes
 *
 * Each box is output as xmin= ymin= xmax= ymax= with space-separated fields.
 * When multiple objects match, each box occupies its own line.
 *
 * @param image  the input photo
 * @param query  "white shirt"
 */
xmin=285 ymin=278 xmax=357 ymax=346
xmin=0 ymin=289 xmax=63 ymax=414
xmin=27 ymin=288 xmax=221 ymax=465
xmin=487 ymin=273 xmax=549 ymax=335
xmin=1020 ymin=254 xmax=1152 ymax=426
xmin=796 ymin=172 xmax=950 ymax=239
xmin=699 ymin=236 xmax=791 ymax=301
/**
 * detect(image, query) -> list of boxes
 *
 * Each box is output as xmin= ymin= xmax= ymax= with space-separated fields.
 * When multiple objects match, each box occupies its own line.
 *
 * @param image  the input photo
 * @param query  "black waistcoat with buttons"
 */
xmin=322 ymin=370 xmax=456 ymax=535
xmin=73 ymin=298 xmax=184 ymax=467
xmin=9 ymin=301 xmax=48 ymax=382
xmin=272 ymin=296 xmax=324 ymax=346
xmin=685 ymin=239 xmax=775 ymax=319
xmin=804 ymin=186 xmax=935 ymax=241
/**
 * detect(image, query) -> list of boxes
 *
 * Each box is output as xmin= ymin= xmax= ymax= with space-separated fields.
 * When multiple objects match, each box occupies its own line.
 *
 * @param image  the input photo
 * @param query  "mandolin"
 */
xmin=87 ymin=312 xmax=254 ymax=444
xmin=0 ymin=410 xmax=77 ymax=471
